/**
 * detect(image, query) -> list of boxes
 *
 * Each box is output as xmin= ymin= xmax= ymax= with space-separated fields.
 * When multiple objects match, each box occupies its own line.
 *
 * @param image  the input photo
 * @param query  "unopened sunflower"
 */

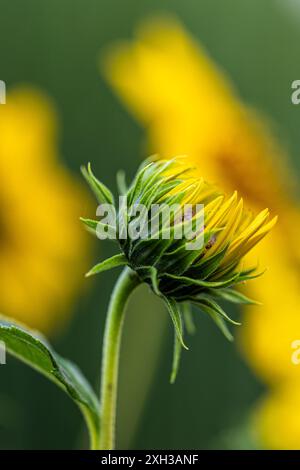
xmin=82 ymin=157 xmax=276 ymax=383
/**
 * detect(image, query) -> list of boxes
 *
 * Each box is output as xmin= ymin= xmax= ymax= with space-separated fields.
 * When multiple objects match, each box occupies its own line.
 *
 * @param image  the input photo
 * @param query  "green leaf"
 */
xmin=81 ymin=163 xmax=114 ymax=205
xmin=0 ymin=316 xmax=100 ymax=446
xmin=163 ymin=297 xmax=188 ymax=350
xmin=86 ymin=253 xmax=127 ymax=277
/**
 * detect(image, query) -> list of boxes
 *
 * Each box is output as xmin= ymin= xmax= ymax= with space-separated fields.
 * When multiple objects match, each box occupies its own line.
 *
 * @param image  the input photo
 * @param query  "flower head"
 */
xmin=82 ymin=157 xmax=276 ymax=380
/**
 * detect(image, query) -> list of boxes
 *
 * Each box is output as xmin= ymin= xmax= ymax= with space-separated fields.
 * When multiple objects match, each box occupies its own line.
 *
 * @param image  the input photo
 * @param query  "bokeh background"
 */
xmin=0 ymin=0 xmax=300 ymax=449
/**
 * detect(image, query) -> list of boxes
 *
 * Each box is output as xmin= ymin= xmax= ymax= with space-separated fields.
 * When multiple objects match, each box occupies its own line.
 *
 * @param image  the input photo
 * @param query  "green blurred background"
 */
xmin=0 ymin=0 xmax=300 ymax=449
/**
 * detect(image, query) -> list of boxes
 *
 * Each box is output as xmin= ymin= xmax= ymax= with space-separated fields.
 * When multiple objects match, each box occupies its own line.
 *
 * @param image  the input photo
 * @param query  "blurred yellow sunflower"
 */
xmin=254 ymin=379 xmax=300 ymax=450
xmin=0 ymin=87 xmax=92 ymax=332
xmin=102 ymin=18 xmax=300 ymax=448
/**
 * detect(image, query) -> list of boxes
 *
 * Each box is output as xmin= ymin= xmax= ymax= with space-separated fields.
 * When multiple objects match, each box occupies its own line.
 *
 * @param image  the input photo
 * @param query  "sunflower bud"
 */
xmin=81 ymin=157 xmax=277 ymax=381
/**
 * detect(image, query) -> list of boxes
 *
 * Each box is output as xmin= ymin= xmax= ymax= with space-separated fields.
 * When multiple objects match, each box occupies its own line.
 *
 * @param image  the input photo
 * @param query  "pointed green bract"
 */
xmin=164 ymin=271 xmax=240 ymax=289
xmin=80 ymin=217 xmax=116 ymax=239
xmin=85 ymin=253 xmax=127 ymax=277
xmin=80 ymin=217 xmax=98 ymax=232
xmin=193 ymin=296 xmax=241 ymax=326
xmin=190 ymin=244 xmax=229 ymax=279
xmin=163 ymin=297 xmax=188 ymax=350
xmin=170 ymin=325 xmax=182 ymax=384
xmin=135 ymin=266 xmax=160 ymax=295
xmin=81 ymin=163 xmax=114 ymax=205
xmin=208 ymin=288 xmax=261 ymax=305
xmin=116 ymin=170 xmax=127 ymax=195
xmin=182 ymin=302 xmax=196 ymax=335
xmin=192 ymin=302 xmax=234 ymax=341
xmin=237 ymin=268 xmax=267 ymax=283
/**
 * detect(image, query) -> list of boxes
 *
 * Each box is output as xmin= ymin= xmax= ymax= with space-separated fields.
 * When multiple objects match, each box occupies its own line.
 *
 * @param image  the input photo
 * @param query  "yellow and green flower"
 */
xmin=81 ymin=157 xmax=276 ymax=380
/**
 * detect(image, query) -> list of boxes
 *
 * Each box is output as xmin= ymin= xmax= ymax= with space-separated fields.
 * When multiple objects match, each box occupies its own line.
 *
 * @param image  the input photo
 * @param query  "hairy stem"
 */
xmin=98 ymin=267 xmax=140 ymax=450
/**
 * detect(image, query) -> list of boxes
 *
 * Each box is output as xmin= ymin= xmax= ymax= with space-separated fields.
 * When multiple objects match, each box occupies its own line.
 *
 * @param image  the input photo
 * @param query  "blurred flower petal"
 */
xmin=0 ymin=88 xmax=93 ymax=332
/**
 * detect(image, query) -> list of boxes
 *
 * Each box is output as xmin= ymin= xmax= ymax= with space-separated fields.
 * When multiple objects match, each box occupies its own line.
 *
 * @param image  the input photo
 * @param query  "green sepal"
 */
xmin=192 ymin=303 xmax=234 ymax=341
xmin=182 ymin=302 xmax=196 ymax=335
xmin=170 ymin=322 xmax=182 ymax=384
xmin=192 ymin=296 xmax=241 ymax=326
xmin=163 ymin=271 xmax=240 ymax=289
xmin=81 ymin=163 xmax=114 ymax=205
xmin=163 ymin=297 xmax=188 ymax=350
xmin=140 ymin=177 xmax=183 ymax=209
xmin=164 ymin=299 xmax=186 ymax=384
xmin=207 ymin=288 xmax=261 ymax=305
xmin=80 ymin=217 xmax=116 ymax=239
xmin=157 ymin=228 xmax=220 ymax=277
xmin=126 ymin=161 xmax=153 ymax=206
xmin=189 ymin=244 xmax=229 ymax=279
xmin=135 ymin=265 xmax=160 ymax=295
xmin=116 ymin=170 xmax=128 ymax=195
xmin=237 ymin=268 xmax=266 ymax=283
xmin=80 ymin=217 xmax=98 ymax=233
xmin=129 ymin=234 xmax=173 ymax=267
xmin=189 ymin=297 xmax=238 ymax=341
xmin=140 ymin=159 xmax=178 ymax=199
xmin=85 ymin=253 xmax=127 ymax=277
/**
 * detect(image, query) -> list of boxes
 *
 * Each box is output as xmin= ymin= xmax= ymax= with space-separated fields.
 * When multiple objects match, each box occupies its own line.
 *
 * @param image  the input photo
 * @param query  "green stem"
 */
xmin=81 ymin=405 xmax=100 ymax=450
xmin=98 ymin=267 xmax=140 ymax=450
